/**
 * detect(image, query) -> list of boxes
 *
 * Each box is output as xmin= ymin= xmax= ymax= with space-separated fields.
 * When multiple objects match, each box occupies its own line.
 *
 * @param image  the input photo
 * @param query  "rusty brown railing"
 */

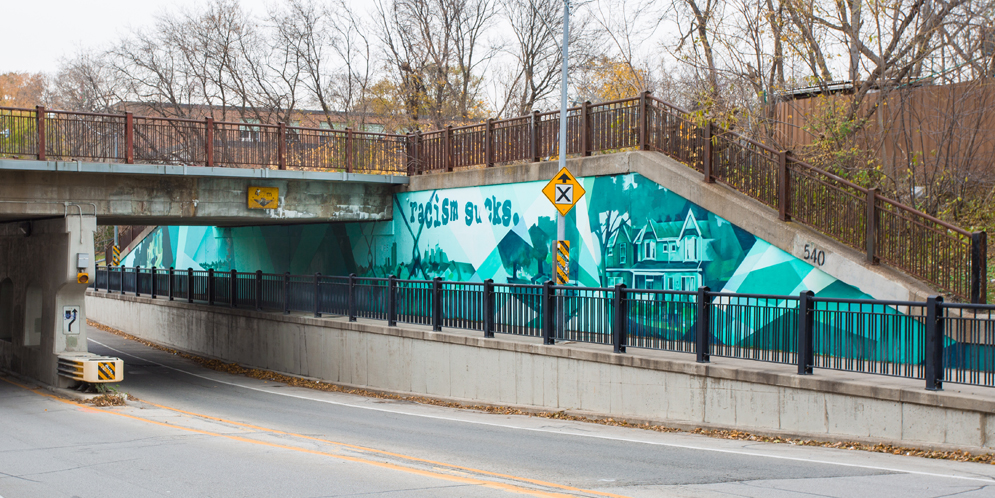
xmin=639 ymin=98 xmax=985 ymax=304
xmin=0 ymin=97 xmax=987 ymax=302
xmin=0 ymin=106 xmax=409 ymax=175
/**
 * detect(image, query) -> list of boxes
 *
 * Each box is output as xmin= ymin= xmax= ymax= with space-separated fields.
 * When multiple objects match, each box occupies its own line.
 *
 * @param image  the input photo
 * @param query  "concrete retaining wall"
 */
xmin=87 ymin=290 xmax=995 ymax=451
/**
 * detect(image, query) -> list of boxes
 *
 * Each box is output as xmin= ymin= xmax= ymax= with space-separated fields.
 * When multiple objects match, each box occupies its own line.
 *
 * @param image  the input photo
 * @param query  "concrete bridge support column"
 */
xmin=0 ymin=215 xmax=96 ymax=387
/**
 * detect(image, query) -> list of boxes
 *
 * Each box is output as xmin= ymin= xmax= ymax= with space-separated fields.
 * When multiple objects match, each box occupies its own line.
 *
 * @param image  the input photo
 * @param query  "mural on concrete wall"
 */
xmin=123 ymin=173 xmax=871 ymax=300
xmin=127 ymin=174 xmax=978 ymax=366
xmin=117 ymin=174 xmax=995 ymax=376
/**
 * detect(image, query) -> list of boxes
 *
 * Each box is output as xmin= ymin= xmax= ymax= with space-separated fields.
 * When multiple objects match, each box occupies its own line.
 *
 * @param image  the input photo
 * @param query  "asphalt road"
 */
xmin=2 ymin=328 xmax=995 ymax=497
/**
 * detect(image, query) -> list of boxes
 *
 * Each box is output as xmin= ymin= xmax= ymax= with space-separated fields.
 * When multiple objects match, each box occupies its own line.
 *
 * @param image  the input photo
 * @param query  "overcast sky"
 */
xmin=1 ymin=0 xmax=273 ymax=74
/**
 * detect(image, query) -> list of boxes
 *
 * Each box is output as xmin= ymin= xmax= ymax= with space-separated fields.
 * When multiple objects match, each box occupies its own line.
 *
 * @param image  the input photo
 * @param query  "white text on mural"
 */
xmin=409 ymin=197 xmax=521 ymax=229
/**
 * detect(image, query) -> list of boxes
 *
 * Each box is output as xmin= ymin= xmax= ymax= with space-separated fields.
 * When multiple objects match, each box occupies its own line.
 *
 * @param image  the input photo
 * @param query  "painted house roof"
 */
xmin=607 ymin=225 xmax=635 ymax=246
xmin=634 ymin=211 xmax=712 ymax=243
xmin=648 ymin=220 xmax=684 ymax=239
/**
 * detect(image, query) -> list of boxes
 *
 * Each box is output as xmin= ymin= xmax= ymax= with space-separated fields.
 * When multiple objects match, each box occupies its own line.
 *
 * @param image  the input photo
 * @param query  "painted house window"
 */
xmin=643 ymin=241 xmax=655 ymax=260
xmin=684 ymin=237 xmax=697 ymax=261
xmin=619 ymin=245 xmax=626 ymax=264
xmin=682 ymin=276 xmax=697 ymax=291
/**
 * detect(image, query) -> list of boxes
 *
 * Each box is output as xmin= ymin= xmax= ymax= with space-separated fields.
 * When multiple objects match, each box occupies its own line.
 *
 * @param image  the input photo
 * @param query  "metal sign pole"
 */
xmin=557 ymin=0 xmax=570 ymax=240
xmin=554 ymin=0 xmax=570 ymax=277
xmin=555 ymin=0 xmax=570 ymax=339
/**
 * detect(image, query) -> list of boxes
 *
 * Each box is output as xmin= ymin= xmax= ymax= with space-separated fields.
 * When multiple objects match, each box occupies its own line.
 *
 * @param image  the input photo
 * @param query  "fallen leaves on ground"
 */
xmin=86 ymin=319 xmax=995 ymax=465
xmin=80 ymin=394 xmax=127 ymax=407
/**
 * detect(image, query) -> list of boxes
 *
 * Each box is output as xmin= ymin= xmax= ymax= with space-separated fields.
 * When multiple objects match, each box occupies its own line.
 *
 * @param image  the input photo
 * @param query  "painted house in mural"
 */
xmin=606 ymin=211 xmax=715 ymax=290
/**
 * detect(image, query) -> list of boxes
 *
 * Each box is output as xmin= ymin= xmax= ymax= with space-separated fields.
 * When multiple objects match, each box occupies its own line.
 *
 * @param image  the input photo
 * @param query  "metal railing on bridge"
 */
xmin=93 ymin=266 xmax=995 ymax=391
xmin=3 ymin=95 xmax=986 ymax=302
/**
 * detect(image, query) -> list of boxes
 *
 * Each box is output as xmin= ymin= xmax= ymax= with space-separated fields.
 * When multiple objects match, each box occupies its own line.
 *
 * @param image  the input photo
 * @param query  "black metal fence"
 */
xmin=92 ymin=266 xmax=995 ymax=391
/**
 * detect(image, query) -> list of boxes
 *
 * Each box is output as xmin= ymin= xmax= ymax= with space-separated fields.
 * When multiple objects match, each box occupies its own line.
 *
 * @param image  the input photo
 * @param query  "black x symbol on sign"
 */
xmin=555 ymin=185 xmax=573 ymax=204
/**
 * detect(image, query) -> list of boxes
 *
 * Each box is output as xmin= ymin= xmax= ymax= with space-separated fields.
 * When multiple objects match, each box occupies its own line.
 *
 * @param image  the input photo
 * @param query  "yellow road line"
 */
xmin=2 ymin=376 xmax=629 ymax=498
xmin=135 ymin=398 xmax=632 ymax=498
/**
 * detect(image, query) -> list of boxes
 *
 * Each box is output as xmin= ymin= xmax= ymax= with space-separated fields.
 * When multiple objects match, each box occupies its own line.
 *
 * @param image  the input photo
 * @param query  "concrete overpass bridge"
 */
xmin=0 ymin=95 xmax=988 ymax=389
xmin=0 ymin=159 xmax=403 ymax=226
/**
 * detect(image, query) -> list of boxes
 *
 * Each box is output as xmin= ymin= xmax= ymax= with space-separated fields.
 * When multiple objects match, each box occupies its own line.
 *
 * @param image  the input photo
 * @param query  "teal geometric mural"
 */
xmin=115 ymin=173 xmax=995 ymax=378
xmin=123 ymin=173 xmax=872 ymax=300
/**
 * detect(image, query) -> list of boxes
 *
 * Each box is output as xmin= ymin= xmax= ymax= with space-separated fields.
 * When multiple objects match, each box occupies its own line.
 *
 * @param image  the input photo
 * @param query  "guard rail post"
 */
xmin=255 ymin=270 xmax=263 ymax=311
xmin=581 ymin=101 xmax=592 ymax=156
xmin=485 ymin=118 xmax=494 ymax=167
xmin=531 ymin=110 xmax=541 ymax=163
xmin=120 ymin=267 xmax=125 ymax=295
xmin=348 ymin=273 xmax=357 ymax=322
xmin=638 ymin=91 xmax=650 ymax=151
xmin=925 ymin=296 xmax=945 ymax=391
xmin=542 ymin=280 xmax=555 ymax=345
xmin=702 ymin=122 xmax=714 ymax=183
xmin=283 ymin=272 xmax=290 ymax=315
xmin=278 ymin=122 xmax=287 ymax=170
xmin=187 ymin=268 xmax=194 ymax=303
xmin=696 ymin=286 xmax=711 ymax=363
xmin=125 ymin=112 xmax=134 ymax=164
xmin=35 ymin=106 xmax=45 ymax=161
xmin=387 ymin=275 xmax=397 ymax=326
xmin=168 ymin=267 xmax=175 ymax=301
xmin=432 ymin=277 xmax=443 ymax=331
xmin=613 ymin=283 xmax=627 ymax=353
xmin=314 ymin=273 xmax=322 ymax=318
xmin=345 ymin=128 xmax=354 ymax=173
xmin=414 ymin=131 xmax=423 ymax=175
xmin=797 ymin=290 xmax=815 ymax=375
xmin=778 ymin=151 xmax=791 ymax=221
xmin=971 ymin=232 xmax=988 ymax=304
xmin=207 ymin=269 xmax=215 ymax=305
xmin=230 ymin=269 xmax=237 ymax=308
xmin=205 ymin=117 xmax=214 ymax=167
xmin=483 ymin=279 xmax=495 ymax=338
xmin=150 ymin=267 xmax=157 ymax=299
xmin=866 ymin=188 xmax=879 ymax=264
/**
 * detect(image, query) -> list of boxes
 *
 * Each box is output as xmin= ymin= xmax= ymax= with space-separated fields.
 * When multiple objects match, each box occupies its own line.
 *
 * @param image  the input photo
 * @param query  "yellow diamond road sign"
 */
xmin=542 ymin=167 xmax=586 ymax=216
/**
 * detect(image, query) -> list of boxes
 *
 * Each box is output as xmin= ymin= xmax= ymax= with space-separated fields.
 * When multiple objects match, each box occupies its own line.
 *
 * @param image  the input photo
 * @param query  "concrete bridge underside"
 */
xmin=0 ymin=158 xmax=406 ymax=387
xmin=0 ymin=159 xmax=404 ymax=226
